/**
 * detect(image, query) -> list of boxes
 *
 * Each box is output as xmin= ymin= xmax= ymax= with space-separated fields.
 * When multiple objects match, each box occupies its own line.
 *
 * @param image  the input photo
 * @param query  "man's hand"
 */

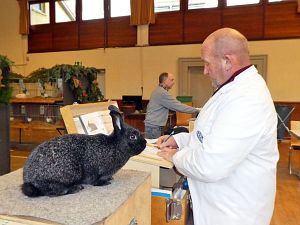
xmin=157 ymin=135 xmax=178 ymax=149
xmin=157 ymin=147 xmax=177 ymax=162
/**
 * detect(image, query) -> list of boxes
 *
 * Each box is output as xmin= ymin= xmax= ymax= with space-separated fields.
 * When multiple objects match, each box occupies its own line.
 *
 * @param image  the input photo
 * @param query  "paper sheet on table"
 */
xmin=141 ymin=146 xmax=162 ymax=160
xmin=145 ymin=138 xmax=158 ymax=144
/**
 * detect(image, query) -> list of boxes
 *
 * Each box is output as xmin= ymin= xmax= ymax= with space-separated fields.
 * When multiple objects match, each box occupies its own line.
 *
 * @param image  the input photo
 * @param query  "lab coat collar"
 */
xmin=202 ymin=65 xmax=257 ymax=112
xmin=213 ymin=64 xmax=252 ymax=96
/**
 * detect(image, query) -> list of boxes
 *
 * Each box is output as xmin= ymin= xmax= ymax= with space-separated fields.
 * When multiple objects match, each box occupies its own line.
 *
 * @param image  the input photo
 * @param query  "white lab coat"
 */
xmin=173 ymin=66 xmax=279 ymax=225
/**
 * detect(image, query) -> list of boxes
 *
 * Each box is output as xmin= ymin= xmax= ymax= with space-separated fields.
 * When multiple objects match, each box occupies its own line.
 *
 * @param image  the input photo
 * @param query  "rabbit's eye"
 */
xmin=129 ymin=134 xmax=137 ymax=140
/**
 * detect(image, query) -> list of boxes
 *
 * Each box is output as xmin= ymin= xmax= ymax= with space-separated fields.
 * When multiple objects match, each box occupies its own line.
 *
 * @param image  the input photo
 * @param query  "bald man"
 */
xmin=157 ymin=28 xmax=279 ymax=225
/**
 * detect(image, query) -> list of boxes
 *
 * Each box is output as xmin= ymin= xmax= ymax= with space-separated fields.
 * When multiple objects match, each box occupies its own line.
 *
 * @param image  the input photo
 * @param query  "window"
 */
xmin=110 ymin=0 xmax=131 ymax=17
xmin=28 ymin=0 xmax=137 ymax=52
xmin=32 ymin=3 xmax=46 ymax=13
xmin=30 ymin=2 xmax=50 ymax=25
xmin=268 ymin=0 xmax=294 ymax=2
xmin=55 ymin=0 xmax=76 ymax=23
xmin=226 ymin=0 xmax=260 ymax=6
xmin=82 ymin=0 xmax=104 ymax=20
xmin=154 ymin=0 xmax=180 ymax=13
xmin=188 ymin=0 xmax=218 ymax=9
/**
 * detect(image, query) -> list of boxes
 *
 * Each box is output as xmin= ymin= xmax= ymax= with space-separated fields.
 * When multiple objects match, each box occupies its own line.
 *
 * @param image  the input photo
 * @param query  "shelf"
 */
xmin=11 ymin=97 xmax=63 ymax=104
xmin=10 ymin=120 xmax=65 ymax=131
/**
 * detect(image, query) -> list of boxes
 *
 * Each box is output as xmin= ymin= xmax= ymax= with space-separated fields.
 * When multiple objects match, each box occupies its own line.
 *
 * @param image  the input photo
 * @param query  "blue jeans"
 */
xmin=144 ymin=125 xmax=163 ymax=139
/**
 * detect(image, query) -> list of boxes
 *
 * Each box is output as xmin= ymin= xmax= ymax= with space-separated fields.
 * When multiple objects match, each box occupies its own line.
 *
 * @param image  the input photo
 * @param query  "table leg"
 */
xmin=18 ymin=128 xmax=22 ymax=144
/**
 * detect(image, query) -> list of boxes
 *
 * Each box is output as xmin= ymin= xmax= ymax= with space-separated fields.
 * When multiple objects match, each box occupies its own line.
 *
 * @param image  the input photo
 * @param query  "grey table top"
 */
xmin=0 ymin=168 xmax=150 ymax=225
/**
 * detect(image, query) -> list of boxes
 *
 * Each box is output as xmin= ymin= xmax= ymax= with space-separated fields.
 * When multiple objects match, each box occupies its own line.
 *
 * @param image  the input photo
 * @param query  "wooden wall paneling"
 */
xmin=149 ymin=12 xmax=184 ymax=45
xmin=79 ymin=20 xmax=105 ymax=49
xmin=265 ymin=2 xmax=300 ymax=39
xmin=28 ymin=25 xmax=53 ymax=53
xmin=184 ymin=9 xmax=222 ymax=43
xmin=107 ymin=17 xmax=137 ymax=47
xmin=124 ymin=114 xmax=145 ymax=132
xmin=222 ymin=5 xmax=264 ymax=40
xmin=52 ymin=22 xmax=79 ymax=51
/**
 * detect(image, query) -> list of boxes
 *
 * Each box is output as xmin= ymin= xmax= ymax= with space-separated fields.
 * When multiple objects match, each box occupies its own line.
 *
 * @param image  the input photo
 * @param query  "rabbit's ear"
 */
xmin=108 ymin=105 xmax=120 ymax=113
xmin=109 ymin=105 xmax=123 ymax=132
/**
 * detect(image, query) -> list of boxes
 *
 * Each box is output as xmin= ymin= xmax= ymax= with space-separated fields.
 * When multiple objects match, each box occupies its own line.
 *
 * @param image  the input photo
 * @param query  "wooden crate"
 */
xmin=151 ymin=193 xmax=189 ymax=225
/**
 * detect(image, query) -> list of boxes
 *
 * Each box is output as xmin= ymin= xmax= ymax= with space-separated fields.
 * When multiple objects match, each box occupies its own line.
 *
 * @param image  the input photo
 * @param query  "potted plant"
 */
xmin=51 ymin=62 xmax=104 ymax=104
xmin=20 ymin=62 xmax=104 ymax=104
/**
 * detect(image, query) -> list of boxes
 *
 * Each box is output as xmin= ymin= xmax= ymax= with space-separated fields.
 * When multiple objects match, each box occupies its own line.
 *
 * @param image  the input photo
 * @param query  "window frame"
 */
xmin=28 ymin=0 xmax=300 ymax=52
xmin=28 ymin=0 xmax=137 ymax=52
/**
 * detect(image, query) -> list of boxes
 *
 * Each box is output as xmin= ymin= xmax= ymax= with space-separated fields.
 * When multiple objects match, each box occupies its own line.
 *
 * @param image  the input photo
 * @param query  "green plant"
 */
xmin=0 ymin=55 xmax=13 ymax=104
xmin=27 ymin=67 xmax=56 ymax=88
xmin=27 ymin=62 xmax=104 ymax=103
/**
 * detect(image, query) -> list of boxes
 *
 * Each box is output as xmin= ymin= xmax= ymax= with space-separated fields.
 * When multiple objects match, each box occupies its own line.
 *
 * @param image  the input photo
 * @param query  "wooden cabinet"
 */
xmin=176 ymin=101 xmax=193 ymax=126
xmin=124 ymin=112 xmax=146 ymax=132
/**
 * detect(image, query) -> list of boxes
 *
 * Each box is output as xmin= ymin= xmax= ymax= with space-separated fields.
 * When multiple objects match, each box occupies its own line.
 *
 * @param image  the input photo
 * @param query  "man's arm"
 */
xmin=160 ymin=91 xmax=199 ymax=114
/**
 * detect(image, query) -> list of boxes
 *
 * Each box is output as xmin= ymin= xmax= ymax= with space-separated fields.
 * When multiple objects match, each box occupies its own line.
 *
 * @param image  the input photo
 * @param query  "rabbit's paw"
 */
xmin=67 ymin=184 xmax=84 ymax=194
xmin=94 ymin=176 xmax=113 ymax=186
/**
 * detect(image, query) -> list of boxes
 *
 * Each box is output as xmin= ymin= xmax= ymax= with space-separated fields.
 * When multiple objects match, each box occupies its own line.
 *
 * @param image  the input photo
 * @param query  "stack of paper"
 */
xmin=151 ymin=188 xmax=172 ymax=198
xmin=141 ymin=146 xmax=162 ymax=160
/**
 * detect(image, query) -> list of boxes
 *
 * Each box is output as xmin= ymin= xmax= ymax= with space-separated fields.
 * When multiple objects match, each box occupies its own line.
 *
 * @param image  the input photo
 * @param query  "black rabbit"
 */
xmin=22 ymin=105 xmax=146 ymax=197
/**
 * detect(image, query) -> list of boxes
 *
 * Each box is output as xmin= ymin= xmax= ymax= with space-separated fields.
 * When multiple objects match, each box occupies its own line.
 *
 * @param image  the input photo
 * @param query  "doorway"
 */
xmin=178 ymin=55 xmax=267 ymax=107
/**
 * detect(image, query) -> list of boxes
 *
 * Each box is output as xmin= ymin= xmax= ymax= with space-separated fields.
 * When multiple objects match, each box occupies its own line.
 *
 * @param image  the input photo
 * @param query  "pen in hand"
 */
xmin=158 ymin=130 xmax=177 ymax=161
xmin=163 ymin=130 xmax=175 ymax=144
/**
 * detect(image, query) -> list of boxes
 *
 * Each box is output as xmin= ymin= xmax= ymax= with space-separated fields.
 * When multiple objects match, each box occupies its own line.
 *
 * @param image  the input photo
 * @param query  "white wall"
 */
xmin=1 ymin=0 xmax=300 ymax=101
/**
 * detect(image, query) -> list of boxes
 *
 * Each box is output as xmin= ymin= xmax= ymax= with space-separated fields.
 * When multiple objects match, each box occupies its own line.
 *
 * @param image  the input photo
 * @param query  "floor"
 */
xmin=270 ymin=141 xmax=300 ymax=225
xmin=10 ymin=141 xmax=300 ymax=225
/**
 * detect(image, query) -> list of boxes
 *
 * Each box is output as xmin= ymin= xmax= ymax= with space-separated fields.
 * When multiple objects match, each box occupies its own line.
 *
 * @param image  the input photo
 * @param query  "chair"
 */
xmin=275 ymin=105 xmax=295 ymax=141
xmin=275 ymin=105 xmax=300 ymax=178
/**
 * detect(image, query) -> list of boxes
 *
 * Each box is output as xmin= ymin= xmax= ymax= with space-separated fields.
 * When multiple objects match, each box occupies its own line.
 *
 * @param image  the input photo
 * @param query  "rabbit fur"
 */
xmin=22 ymin=105 xmax=146 ymax=197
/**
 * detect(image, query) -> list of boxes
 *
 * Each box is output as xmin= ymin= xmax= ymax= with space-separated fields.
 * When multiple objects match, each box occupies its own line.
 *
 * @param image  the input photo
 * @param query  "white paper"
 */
xmin=97 ymin=110 xmax=114 ymax=134
xmin=151 ymin=188 xmax=172 ymax=198
xmin=79 ymin=111 xmax=108 ymax=135
xmin=72 ymin=103 xmax=120 ymax=135
xmin=140 ymin=145 xmax=162 ymax=160
xmin=145 ymin=138 xmax=158 ymax=144
xmin=73 ymin=117 xmax=86 ymax=134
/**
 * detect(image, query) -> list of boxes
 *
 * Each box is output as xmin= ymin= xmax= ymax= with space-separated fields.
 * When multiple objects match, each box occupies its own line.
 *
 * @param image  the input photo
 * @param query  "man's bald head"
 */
xmin=201 ymin=28 xmax=251 ymax=89
xmin=203 ymin=28 xmax=250 ymax=67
